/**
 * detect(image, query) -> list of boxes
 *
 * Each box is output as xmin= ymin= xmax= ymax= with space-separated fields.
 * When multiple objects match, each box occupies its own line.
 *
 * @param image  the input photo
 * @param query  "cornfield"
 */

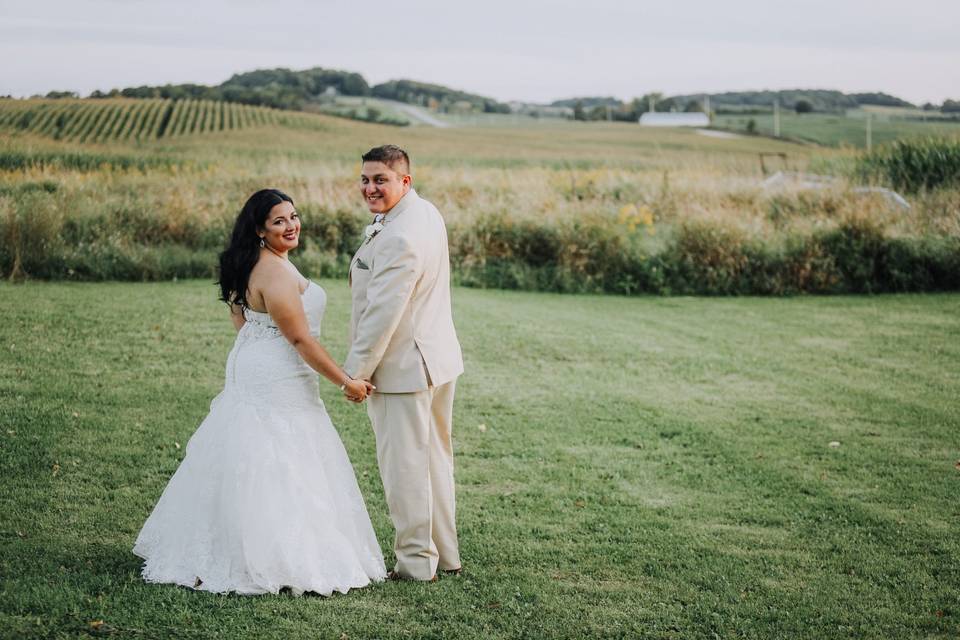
xmin=0 ymin=98 xmax=326 ymax=143
xmin=856 ymin=137 xmax=960 ymax=192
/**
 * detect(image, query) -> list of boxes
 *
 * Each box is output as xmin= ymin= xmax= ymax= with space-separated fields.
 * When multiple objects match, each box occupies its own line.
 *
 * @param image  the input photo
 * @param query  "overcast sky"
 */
xmin=2 ymin=0 xmax=958 ymax=105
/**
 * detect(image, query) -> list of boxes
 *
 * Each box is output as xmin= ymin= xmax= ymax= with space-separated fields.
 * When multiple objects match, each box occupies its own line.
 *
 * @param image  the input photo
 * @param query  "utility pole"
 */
xmin=704 ymin=94 xmax=711 ymax=122
xmin=866 ymin=112 xmax=872 ymax=152
xmin=606 ymin=104 xmax=612 ymax=122
xmin=649 ymin=96 xmax=655 ymax=113
xmin=773 ymin=98 xmax=781 ymax=138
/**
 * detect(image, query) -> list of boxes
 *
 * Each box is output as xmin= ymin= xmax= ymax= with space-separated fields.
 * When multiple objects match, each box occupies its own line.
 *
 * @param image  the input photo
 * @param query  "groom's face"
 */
xmin=360 ymin=161 xmax=410 ymax=214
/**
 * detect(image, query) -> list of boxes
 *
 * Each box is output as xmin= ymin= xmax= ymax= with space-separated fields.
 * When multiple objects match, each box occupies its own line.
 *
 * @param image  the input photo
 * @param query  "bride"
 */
xmin=133 ymin=188 xmax=386 ymax=595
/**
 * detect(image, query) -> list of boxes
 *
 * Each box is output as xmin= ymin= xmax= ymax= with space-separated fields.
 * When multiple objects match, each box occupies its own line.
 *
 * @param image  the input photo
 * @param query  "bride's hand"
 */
xmin=343 ymin=378 xmax=371 ymax=403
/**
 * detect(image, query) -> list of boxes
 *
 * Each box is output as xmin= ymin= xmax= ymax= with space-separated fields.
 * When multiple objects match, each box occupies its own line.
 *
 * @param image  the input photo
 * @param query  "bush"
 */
xmin=815 ymin=217 xmax=886 ymax=293
xmin=450 ymin=215 xmax=647 ymax=294
xmin=661 ymin=221 xmax=754 ymax=295
xmin=0 ymin=191 xmax=367 ymax=282
xmin=881 ymin=236 xmax=960 ymax=291
xmin=856 ymin=137 xmax=960 ymax=193
xmin=4 ymin=192 xmax=959 ymax=294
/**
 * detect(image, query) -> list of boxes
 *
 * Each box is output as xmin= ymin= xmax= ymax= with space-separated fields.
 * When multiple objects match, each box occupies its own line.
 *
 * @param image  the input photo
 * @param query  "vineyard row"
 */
xmin=0 ymin=98 xmax=324 ymax=143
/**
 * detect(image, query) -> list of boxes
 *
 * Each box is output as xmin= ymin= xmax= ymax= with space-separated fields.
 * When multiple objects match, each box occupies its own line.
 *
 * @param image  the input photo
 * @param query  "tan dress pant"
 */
xmin=367 ymin=379 xmax=460 ymax=580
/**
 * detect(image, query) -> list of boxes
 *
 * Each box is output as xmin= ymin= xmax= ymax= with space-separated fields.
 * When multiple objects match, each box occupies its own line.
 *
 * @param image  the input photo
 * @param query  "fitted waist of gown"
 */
xmin=224 ymin=284 xmax=326 ymax=405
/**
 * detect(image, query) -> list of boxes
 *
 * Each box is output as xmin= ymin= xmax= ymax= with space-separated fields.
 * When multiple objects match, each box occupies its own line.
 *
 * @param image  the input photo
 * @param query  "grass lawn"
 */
xmin=714 ymin=112 xmax=960 ymax=148
xmin=1 ymin=281 xmax=958 ymax=639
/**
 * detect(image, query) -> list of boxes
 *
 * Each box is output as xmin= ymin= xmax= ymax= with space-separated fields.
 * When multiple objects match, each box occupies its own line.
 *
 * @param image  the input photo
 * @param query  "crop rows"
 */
xmin=0 ymin=98 xmax=320 ymax=143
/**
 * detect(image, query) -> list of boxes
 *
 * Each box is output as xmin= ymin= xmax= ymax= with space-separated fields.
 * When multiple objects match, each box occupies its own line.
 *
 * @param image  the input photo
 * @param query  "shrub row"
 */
xmin=2 ymin=194 xmax=958 ymax=294
xmin=0 ymin=193 xmax=363 ymax=282
xmin=451 ymin=216 xmax=960 ymax=295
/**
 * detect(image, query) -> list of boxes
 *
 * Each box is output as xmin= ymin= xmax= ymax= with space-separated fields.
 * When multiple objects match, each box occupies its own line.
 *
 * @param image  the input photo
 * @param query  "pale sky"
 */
xmin=1 ymin=0 xmax=958 ymax=105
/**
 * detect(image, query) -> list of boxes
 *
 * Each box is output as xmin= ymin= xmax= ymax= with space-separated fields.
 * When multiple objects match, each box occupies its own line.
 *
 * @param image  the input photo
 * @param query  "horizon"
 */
xmin=2 ymin=62 xmax=941 ymax=108
xmin=2 ymin=0 xmax=957 ymax=106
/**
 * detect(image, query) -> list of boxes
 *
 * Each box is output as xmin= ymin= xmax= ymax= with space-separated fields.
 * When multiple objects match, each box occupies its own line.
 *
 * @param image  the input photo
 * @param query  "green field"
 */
xmin=2 ymin=99 xmax=958 ymax=294
xmin=6 ymin=97 xmax=959 ymax=148
xmin=1 ymin=281 xmax=958 ymax=638
xmin=714 ymin=111 xmax=960 ymax=148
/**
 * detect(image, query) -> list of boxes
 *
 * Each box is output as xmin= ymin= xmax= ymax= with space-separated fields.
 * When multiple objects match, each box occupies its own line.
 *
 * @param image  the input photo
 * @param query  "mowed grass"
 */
xmin=714 ymin=112 xmax=960 ymax=148
xmin=1 ymin=281 xmax=959 ymax=639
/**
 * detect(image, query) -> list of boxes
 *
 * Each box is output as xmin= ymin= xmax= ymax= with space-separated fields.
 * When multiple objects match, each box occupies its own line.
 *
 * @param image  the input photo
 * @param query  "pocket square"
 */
xmin=355 ymin=258 xmax=370 ymax=270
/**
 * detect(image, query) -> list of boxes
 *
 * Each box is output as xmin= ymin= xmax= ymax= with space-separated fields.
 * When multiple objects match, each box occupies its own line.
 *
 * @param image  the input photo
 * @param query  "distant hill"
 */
xmin=372 ymin=79 xmax=510 ymax=113
xmin=670 ymin=89 xmax=916 ymax=113
xmin=849 ymin=92 xmax=915 ymax=108
xmin=82 ymin=67 xmax=510 ymax=116
xmin=42 ymin=66 xmax=930 ymax=121
xmin=114 ymin=67 xmax=370 ymax=111
xmin=550 ymin=97 xmax=622 ymax=109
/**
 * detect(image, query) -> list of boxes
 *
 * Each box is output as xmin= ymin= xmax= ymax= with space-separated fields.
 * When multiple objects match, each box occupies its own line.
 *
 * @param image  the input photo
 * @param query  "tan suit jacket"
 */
xmin=345 ymin=189 xmax=463 ymax=393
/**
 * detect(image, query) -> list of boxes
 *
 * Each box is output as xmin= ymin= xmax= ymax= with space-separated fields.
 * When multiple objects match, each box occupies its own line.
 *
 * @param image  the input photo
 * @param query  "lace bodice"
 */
xmin=240 ymin=281 xmax=327 ymax=339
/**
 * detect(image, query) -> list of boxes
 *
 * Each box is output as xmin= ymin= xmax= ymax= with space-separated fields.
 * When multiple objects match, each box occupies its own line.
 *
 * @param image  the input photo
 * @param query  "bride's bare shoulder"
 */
xmin=249 ymin=258 xmax=300 ymax=299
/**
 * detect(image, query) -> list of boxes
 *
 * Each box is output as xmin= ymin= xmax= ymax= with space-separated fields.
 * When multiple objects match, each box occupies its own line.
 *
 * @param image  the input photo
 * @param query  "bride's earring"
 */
xmin=259 ymin=238 xmax=265 ymax=248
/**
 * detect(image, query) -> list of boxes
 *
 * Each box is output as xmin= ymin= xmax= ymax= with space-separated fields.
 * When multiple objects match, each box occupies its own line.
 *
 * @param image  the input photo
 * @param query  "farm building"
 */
xmin=639 ymin=112 xmax=710 ymax=127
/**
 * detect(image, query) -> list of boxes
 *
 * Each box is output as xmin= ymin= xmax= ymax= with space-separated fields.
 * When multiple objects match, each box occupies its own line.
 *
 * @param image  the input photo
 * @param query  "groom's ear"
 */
xmin=402 ymin=174 xmax=412 ymax=188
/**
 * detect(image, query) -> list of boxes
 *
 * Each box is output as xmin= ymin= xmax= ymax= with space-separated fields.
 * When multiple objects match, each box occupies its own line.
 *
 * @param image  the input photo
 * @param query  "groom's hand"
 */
xmin=343 ymin=378 xmax=369 ymax=403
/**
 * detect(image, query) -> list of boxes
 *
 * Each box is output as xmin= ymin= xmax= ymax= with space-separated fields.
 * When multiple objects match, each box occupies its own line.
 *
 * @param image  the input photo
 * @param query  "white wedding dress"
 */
xmin=133 ymin=282 xmax=386 ymax=595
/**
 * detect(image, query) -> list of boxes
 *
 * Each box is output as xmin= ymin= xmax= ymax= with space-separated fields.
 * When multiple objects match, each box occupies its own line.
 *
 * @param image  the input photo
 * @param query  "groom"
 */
xmin=343 ymin=145 xmax=464 ymax=581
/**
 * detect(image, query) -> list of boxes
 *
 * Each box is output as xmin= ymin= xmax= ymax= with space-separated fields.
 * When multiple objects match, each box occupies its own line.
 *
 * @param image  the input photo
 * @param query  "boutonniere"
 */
xmin=364 ymin=221 xmax=385 ymax=244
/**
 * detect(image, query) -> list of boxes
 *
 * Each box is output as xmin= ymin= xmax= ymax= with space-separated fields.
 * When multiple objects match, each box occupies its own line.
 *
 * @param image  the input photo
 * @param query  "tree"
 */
xmin=588 ymin=104 xmax=609 ymax=120
xmin=573 ymin=101 xmax=586 ymax=121
xmin=684 ymin=100 xmax=703 ymax=113
xmin=639 ymin=92 xmax=669 ymax=113
xmin=851 ymin=92 xmax=914 ymax=108
xmin=942 ymin=99 xmax=960 ymax=114
xmin=795 ymin=99 xmax=813 ymax=114
xmin=626 ymin=97 xmax=646 ymax=120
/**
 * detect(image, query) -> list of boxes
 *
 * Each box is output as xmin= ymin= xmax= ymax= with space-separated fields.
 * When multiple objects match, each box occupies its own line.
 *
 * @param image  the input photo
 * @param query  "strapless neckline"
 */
xmin=245 ymin=281 xmax=313 ymax=317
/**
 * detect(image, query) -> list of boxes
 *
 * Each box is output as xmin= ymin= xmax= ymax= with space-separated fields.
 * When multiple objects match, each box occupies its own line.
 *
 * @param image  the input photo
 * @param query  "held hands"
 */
xmin=342 ymin=378 xmax=375 ymax=403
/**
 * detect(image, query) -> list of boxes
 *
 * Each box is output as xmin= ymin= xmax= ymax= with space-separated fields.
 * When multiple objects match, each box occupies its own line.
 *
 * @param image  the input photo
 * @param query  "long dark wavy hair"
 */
xmin=218 ymin=188 xmax=294 ymax=308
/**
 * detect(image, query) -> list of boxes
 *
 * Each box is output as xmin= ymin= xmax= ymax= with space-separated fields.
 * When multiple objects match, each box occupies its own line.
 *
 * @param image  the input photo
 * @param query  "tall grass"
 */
xmin=2 ymin=121 xmax=959 ymax=293
xmin=3 ymin=181 xmax=955 ymax=293
xmin=0 ymin=150 xmax=190 ymax=173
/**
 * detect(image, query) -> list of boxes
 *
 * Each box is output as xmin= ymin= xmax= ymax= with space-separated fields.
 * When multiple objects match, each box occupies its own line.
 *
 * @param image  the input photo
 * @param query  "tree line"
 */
xmin=31 ymin=70 xmax=958 ymax=120
xmin=38 ymin=67 xmax=511 ymax=115
xmin=555 ymin=90 xmax=960 ymax=121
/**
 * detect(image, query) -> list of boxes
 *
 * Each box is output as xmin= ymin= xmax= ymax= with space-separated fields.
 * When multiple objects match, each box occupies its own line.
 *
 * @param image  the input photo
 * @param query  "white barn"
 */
xmin=639 ymin=113 xmax=710 ymax=127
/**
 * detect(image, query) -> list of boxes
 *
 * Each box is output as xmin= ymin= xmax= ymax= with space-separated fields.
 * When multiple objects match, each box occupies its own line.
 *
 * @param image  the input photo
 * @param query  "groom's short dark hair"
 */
xmin=362 ymin=145 xmax=410 ymax=176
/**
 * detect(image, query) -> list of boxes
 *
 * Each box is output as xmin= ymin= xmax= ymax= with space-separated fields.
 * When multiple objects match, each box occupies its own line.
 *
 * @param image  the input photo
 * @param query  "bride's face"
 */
xmin=258 ymin=201 xmax=300 ymax=253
